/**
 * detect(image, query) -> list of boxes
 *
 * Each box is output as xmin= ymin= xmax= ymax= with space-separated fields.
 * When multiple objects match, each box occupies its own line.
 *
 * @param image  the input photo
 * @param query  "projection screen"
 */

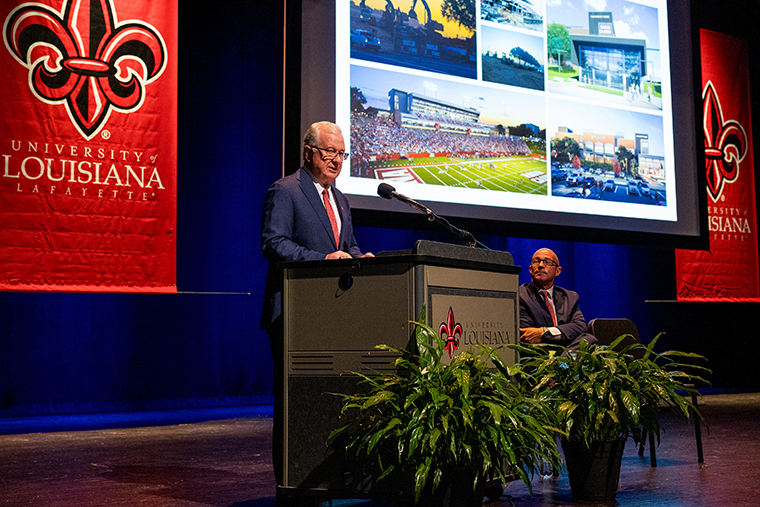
xmin=285 ymin=0 xmax=707 ymax=248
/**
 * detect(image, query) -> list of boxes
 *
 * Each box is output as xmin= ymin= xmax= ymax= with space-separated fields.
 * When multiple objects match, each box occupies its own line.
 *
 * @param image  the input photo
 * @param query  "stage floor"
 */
xmin=1 ymin=393 xmax=759 ymax=507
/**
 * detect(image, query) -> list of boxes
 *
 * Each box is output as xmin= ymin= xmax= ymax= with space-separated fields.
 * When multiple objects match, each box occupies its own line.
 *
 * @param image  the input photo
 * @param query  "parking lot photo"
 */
xmin=548 ymin=99 xmax=668 ymax=207
xmin=550 ymin=166 xmax=664 ymax=205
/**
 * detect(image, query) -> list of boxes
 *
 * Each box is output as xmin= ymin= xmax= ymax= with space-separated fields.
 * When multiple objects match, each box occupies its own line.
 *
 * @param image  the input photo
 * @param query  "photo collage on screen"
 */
xmin=344 ymin=0 xmax=671 ymax=211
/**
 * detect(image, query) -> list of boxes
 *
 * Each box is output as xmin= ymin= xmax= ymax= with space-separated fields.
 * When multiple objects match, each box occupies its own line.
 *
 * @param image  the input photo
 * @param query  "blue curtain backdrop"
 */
xmin=1 ymin=0 xmax=759 ymax=421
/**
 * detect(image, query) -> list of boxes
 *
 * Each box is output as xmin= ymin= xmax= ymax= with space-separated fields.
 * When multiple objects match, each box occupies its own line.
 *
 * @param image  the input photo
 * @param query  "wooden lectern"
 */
xmin=279 ymin=240 xmax=521 ymax=499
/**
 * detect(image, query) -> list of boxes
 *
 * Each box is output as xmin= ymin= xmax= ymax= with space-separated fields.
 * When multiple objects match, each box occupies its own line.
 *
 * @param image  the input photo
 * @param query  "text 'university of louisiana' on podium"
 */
xmin=279 ymin=240 xmax=520 ymax=499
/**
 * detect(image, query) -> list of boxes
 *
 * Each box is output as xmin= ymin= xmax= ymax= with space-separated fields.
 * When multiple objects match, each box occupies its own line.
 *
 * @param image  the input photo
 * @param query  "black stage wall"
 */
xmin=1 ymin=1 xmax=759 ymax=420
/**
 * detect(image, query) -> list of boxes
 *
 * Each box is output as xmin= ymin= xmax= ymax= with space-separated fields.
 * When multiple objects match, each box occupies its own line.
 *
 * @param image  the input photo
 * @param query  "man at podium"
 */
xmin=519 ymin=248 xmax=596 ymax=350
xmin=260 ymin=120 xmax=372 ymax=486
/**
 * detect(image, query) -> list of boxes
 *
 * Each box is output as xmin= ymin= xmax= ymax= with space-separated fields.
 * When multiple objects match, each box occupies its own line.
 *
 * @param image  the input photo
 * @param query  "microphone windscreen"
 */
xmin=377 ymin=183 xmax=395 ymax=199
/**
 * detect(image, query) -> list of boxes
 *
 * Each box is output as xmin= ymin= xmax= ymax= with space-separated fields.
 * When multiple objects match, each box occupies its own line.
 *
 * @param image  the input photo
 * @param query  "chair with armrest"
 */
xmin=587 ymin=318 xmax=704 ymax=467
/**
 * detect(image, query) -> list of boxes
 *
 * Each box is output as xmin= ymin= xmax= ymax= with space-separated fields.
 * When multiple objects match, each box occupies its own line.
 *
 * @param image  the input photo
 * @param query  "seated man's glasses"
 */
xmin=309 ymin=145 xmax=350 ymax=161
xmin=531 ymin=258 xmax=558 ymax=267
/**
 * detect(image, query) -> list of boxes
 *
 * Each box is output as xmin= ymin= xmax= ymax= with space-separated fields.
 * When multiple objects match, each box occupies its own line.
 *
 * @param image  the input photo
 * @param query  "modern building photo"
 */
xmin=547 ymin=0 xmax=664 ymax=111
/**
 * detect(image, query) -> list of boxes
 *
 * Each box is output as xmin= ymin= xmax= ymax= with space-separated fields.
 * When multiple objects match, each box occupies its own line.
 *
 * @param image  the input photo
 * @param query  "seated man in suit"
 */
xmin=260 ymin=120 xmax=373 ymax=490
xmin=519 ymin=248 xmax=597 ymax=350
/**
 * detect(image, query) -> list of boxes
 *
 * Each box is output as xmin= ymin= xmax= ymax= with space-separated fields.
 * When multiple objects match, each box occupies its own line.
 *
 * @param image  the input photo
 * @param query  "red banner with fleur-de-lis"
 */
xmin=0 ymin=0 xmax=176 ymax=292
xmin=675 ymin=30 xmax=759 ymax=302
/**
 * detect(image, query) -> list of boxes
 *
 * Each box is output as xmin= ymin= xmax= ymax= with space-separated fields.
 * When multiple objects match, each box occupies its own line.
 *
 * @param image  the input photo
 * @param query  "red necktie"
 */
xmin=541 ymin=290 xmax=558 ymax=327
xmin=322 ymin=188 xmax=339 ymax=247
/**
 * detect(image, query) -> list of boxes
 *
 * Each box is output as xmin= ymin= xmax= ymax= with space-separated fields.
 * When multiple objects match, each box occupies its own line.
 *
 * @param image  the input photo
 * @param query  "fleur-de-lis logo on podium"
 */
xmin=703 ymin=80 xmax=748 ymax=202
xmin=439 ymin=307 xmax=462 ymax=359
xmin=3 ymin=0 xmax=167 ymax=139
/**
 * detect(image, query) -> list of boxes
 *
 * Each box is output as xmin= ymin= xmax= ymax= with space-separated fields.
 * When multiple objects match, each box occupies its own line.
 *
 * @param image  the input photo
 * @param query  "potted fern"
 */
xmin=510 ymin=335 xmax=709 ymax=502
xmin=329 ymin=320 xmax=563 ymax=505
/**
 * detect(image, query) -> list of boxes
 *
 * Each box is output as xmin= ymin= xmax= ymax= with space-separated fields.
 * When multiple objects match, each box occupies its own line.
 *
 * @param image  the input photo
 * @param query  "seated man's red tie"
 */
xmin=541 ymin=290 xmax=558 ymax=327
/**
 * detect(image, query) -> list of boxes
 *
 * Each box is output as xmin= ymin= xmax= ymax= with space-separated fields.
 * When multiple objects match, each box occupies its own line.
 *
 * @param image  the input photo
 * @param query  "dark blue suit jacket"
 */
xmin=260 ymin=167 xmax=363 ymax=328
xmin=519 ymin=282 xmax=596 ymax=349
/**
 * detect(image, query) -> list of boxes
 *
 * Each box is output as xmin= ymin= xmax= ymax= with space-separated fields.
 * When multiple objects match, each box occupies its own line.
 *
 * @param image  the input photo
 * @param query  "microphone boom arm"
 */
xmin=426 ymin=209 xmax=489 ymax=249
xmin=377 ymin=183 xmax=490 ymax=249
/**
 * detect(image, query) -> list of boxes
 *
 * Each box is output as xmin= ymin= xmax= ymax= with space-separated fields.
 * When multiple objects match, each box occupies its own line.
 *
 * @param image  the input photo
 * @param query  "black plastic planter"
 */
xmin=562 ymin=439 xmax=626 ymax=502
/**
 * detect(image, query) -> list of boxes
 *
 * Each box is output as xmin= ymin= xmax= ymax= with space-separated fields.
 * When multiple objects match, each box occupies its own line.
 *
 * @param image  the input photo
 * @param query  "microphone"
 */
xmin=377 ymin=183 xmax=431 ymax=213
xmin=377 ymin=182 xmax=396 ymax=199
